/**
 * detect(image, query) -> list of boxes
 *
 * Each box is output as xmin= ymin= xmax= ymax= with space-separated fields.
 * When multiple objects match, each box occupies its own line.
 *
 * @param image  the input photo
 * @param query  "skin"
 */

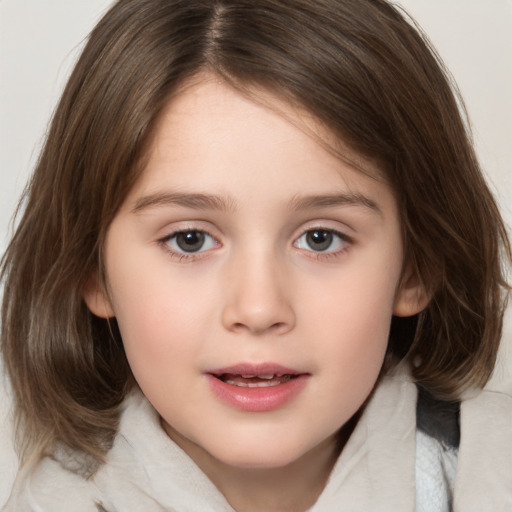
xmin=85 ymin=76 xmax=427 ymax=512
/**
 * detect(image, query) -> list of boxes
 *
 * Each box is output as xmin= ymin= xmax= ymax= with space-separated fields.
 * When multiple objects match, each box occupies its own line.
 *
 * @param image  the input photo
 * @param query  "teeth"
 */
xmin=223 ymin=375 xmax=293 ymax=388
xmin=225 ymin=378 xmax=279 ymax=388
xmin=240 ymin=374 xmax=276 ymax=380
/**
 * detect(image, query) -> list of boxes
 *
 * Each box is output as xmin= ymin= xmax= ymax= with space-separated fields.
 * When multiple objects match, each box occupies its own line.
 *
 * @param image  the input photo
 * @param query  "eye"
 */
xmin=295 ymin=229 xmax=349 ymax=253
xmin=165 ymin=230 xmax=217 ymax=254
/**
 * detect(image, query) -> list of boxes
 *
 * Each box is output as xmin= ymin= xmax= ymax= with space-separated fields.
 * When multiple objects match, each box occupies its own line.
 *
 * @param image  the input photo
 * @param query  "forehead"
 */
xmin=124 ymin=76 xmax=395 ymax=218
xmin=154 ymin=76 xmax=383 ymax=171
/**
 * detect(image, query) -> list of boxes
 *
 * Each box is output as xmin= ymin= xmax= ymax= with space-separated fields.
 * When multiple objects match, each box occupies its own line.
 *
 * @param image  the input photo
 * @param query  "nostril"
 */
xmin=227 ymin=320 xmax=291 ymax=336
xmin=221 ymin=286 xmax=296 ymax=335
xmin=270 ymin=322 xmax=289 ymax=333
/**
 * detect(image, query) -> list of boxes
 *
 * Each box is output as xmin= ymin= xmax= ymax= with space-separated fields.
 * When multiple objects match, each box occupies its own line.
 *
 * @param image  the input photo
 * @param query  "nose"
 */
xmin=221 ymin=251 xmax=296 ymax=336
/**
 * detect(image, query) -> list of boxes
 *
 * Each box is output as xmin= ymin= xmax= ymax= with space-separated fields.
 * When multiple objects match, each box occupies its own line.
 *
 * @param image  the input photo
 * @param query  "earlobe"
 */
xmin=83 ymin=274 xmax=115 ymax=319
xmin=393 ymin=267 xmax=431 ymax=318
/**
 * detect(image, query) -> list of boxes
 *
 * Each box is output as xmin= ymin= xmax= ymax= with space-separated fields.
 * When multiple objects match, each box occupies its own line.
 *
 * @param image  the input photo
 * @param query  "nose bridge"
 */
xmin=221 ymin=244 xmax=295 ymax=336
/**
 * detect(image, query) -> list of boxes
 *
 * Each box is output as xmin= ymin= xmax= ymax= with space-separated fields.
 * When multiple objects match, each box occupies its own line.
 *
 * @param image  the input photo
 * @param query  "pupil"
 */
xmin=306 ymin=230 xmax=332 ymax=251
xmin=176 ymin=231 xmax=205 ymax=252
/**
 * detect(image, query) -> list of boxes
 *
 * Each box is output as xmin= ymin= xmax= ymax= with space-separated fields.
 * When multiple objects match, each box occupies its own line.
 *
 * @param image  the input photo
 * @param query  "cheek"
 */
xmin=310 ymin=296 xmax=391 ymax=424
xmin=303 ymin=253 xmax=400 ymax=383
xmin=108 ymin=263 xmax=219 ymax=381
xmin=306 ymin=254 xmax=399 ymax=335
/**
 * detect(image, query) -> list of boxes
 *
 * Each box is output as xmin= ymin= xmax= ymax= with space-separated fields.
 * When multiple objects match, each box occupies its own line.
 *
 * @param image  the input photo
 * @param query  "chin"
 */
xmin=208 ymin=438 xmax=322 ymax=471
xmin=219 ymin=453 xmax=301 ymax=470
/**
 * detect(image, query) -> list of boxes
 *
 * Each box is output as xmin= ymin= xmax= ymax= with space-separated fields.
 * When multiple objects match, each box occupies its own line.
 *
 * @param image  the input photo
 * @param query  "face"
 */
xmin=86 ymin=77 xmax=425 ymax=472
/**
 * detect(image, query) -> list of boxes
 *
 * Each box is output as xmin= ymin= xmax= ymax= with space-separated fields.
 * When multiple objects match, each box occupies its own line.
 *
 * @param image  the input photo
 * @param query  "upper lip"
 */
xmin=207 ymin=362 xmax=306 ymax=377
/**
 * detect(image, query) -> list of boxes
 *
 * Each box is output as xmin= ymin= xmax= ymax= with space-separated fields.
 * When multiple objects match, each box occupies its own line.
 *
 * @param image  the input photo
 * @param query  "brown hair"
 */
xmin=2 ymin=0 xmax=510 ymax=466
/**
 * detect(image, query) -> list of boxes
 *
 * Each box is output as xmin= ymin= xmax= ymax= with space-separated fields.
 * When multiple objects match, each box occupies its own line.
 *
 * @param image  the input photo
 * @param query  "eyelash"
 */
xmin=158 ymin=230 xmax=218 ymax=262
xmin=158 ymin=227 xmax=352 ymax=262
xmin=293 ymin=228 xmax=352 ymax=261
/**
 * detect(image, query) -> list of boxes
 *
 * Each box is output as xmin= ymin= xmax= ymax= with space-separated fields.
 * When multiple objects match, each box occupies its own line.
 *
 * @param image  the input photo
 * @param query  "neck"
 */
xmin=188 ymin=434 xmax=340 ymax=512
xmin=163 ymin=407 xmax=362 ymax=511
xmin=163 ymin=414 xmax=361 ymax=512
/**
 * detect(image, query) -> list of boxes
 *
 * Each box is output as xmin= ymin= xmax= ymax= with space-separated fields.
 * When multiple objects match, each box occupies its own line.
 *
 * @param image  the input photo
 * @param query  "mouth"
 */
xmin=206 ymin=363 xmax=309 ymax=412
xmin=214 ymin=373 xmax=299 ymax=388
xmin=208 ymin=363 xmax=305 ymax=386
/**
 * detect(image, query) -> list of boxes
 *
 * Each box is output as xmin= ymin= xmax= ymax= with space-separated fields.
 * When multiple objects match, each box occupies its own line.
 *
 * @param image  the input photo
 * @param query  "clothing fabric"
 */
xmin=3 ymin=367 xmax=512 ymax=512
xmin=415 ymin=430 xmax=457 ymax=512
xmin=415 ymin=385 xmax=459 ymax=512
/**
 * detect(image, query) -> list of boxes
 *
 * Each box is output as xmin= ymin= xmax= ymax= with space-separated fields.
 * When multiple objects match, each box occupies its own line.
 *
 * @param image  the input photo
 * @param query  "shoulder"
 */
xmin=415 ymin=385 xmax=512 ymax=510
xmin=454 ymin=388 xmax=512 ymax=510
xmin=2 ymin=453 xmax=106 ymax=512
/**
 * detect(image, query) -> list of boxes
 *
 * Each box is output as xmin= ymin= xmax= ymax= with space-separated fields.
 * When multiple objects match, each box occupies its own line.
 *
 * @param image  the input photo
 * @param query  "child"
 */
xmin=2 ymin=0 xmax=511 ymax=510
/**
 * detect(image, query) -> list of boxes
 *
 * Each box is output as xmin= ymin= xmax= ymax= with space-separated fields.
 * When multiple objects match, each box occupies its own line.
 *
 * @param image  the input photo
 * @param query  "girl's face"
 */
xmin=86 ymin=77 xmax=425 ymax=471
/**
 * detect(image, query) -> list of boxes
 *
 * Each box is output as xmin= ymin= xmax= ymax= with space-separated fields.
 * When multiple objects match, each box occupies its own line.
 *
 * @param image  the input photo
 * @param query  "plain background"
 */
xmin=1 ymin=0 xmax=511 ymax=505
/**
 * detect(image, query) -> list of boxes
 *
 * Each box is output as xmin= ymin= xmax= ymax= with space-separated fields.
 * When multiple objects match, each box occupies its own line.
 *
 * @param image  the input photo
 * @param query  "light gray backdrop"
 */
xmin=1 ymin=0 xmax=511 ymax=505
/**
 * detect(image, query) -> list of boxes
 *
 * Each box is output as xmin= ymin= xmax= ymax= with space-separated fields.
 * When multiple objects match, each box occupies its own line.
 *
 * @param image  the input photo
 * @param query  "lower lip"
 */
xmin=206 ymin=374 xmax=310 ymax=412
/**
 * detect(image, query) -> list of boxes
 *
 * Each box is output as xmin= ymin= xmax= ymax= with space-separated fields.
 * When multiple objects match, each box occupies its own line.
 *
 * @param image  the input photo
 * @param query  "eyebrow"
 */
xmin=131 ymin=191 xmax=382 ymax=216
xmin=131 ymin=192 xmax=235 ymax=213
xmin=288 ymin=193 xmax=382 ymax=215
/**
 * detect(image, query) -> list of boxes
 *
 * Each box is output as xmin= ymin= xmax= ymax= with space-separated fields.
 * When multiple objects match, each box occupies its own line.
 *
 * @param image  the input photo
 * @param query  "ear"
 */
xmin=393 ymin=266 xmax=431 ymax=317
xmin=83 ymin=274 xmax=115 ymax=319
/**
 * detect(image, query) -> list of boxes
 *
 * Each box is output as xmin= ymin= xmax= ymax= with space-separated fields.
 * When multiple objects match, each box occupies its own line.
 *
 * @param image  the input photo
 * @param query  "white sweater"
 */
xmin=4 ymin=368 xmax=512 ymax=511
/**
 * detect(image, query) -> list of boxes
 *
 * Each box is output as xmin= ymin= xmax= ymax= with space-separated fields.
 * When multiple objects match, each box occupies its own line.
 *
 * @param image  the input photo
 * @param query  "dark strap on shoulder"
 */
xmin=416 ymin=385 xmax=460 ymax=449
